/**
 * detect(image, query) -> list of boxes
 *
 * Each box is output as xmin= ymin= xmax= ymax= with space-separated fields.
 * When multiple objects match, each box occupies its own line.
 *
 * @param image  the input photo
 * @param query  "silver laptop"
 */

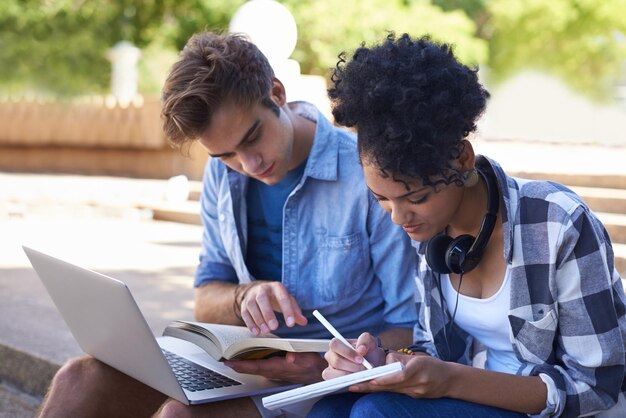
xmin=23 ymin=246 xmax=298 ymax=405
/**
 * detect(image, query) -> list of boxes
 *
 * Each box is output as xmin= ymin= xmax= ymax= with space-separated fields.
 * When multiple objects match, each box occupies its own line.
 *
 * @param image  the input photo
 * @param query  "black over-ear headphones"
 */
xmin=425 ymin=162 xmax=500 ymax=275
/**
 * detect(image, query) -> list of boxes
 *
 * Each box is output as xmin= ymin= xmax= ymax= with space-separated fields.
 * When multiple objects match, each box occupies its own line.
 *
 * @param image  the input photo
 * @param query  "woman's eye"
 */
xmin=409 ymin=195 xmax=428 ymax=204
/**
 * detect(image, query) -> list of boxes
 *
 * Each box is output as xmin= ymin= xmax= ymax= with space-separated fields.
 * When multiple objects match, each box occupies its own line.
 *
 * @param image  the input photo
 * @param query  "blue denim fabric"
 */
xmin=307 ymin=392 xmax=526 ymax=418
xmin=194 ymin=107 xmax=418 ymax=339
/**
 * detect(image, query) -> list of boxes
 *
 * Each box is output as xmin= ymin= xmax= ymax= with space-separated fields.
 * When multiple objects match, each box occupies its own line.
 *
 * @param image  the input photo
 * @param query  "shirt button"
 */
xmin=219 ymin=214 xmax=225 ymax=222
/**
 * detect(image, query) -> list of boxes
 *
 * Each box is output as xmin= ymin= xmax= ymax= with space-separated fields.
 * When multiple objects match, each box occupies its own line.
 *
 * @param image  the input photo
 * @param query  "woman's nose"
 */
xmin=390 ymin=204 xmax=409 ymax=225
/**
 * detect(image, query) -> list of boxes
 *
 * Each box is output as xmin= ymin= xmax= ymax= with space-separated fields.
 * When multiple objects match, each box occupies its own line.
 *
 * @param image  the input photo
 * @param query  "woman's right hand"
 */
xmin=322 ymin=332 xmax=387 ymax=380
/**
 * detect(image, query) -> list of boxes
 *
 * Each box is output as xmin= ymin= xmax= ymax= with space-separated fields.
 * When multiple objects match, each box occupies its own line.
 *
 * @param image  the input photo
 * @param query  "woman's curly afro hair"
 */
xmin=329 ymin=33 xmax=490 ymax=187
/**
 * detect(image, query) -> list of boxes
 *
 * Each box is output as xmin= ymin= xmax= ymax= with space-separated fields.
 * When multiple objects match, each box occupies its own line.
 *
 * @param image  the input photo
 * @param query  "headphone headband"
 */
xmin=464 ymin=162 xmax=499 ymax=264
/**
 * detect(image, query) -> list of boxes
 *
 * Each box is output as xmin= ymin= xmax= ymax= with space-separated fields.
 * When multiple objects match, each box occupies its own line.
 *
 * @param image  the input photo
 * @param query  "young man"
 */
xmin=36 ymin=32 xmax=417 ymax=418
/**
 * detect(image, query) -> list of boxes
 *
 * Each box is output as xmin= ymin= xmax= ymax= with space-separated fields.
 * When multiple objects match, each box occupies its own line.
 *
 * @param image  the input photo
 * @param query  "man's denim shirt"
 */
xmin=195 ymin=108 xmax=417 ymax=339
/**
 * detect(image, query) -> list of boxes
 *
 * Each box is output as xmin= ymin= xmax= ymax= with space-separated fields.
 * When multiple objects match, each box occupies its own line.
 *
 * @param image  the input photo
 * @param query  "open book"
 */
xmin=162 ymin=320 xmax=331 ymax=361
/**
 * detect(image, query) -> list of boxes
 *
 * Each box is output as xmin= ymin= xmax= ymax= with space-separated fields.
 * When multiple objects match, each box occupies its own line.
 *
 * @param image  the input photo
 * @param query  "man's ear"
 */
xmin=270 ymin=77 xmax=287 ymax=107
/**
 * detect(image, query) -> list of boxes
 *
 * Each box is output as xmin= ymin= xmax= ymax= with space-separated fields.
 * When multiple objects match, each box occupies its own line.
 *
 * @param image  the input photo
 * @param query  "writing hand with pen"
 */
xmin=321 ymin=325 xmax=449 ymax=398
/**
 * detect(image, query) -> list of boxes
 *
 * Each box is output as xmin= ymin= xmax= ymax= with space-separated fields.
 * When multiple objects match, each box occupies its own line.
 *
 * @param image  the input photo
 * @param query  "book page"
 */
xmin=225 ymin=338 xmax=330 ymax=360
xmin=182 ymin=321 xmax=277 ymax=351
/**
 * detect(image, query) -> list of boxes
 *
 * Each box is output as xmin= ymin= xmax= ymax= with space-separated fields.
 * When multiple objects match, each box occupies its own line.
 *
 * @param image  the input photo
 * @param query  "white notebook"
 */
xmin=262 ymin=362 xmax=404 ymax=410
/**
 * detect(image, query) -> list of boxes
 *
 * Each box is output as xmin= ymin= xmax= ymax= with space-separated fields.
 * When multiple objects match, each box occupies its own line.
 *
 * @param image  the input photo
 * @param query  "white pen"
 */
xmin=312 ymin=309 xmax=373 ymax=370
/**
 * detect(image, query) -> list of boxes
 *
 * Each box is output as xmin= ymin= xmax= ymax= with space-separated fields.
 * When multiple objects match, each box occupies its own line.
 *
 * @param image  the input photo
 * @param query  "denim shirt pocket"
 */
xmin=509 ymin=309 xmax=558 ymax=364
xmin=317 ymin=231 xmax=366 ymax=302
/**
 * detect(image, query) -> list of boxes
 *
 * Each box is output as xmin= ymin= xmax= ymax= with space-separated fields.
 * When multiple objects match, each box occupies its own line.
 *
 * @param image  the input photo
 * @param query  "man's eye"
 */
xmin=246 ymin=129 xmax=262 ymax=145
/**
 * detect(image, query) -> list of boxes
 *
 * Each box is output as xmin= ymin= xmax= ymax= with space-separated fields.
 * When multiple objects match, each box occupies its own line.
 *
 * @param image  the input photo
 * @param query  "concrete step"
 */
xmin=509 ymin=171 xmax=626 ymax=190
xmin=0 ymin=380 xmax=42 ymax=418
xmin=137 ymin=200 xmax=202 ymax=225
xmin=597 ymin=212 xmax=626 ymax=244
xmin=189 ymin=181 xmax=202 ymax=202
xmin=573 ymin=186 xmax=626 ymax=214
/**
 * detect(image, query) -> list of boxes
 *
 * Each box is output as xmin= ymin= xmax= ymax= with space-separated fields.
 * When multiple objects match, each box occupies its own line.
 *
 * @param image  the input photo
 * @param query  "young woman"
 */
xmin=308 ymin=33 xmax=626 ymax=417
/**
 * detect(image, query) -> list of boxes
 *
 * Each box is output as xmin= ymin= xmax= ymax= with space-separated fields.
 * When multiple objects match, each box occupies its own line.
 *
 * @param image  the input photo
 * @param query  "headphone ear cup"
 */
xmin=426 ymin=234 xmax=454 ymax=274
xmin=445 ymin=234 xmax=475 ymax=274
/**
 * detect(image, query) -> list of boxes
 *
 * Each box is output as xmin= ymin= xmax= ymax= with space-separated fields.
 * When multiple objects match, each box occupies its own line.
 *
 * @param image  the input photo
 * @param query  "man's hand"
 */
xmin=236 ymin=281 xmax=307 ymax=335
xmin=224 ymin=352 xmax=327 ymax=384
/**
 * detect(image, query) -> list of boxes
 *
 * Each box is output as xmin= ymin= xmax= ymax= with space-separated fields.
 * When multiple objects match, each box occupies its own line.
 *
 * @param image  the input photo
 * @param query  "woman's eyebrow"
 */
xmin=368 ymin=186 xmax=428 ymax=200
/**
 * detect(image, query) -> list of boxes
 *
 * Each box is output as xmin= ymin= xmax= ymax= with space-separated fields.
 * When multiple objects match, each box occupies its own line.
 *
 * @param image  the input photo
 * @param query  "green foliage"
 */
xmin=283 ymin=0 xmax=487 ymax=75
xmin=0 ymin=0 xmax=237 ymax=96
xmin=0 ymin=0 xmax=110 ymax=95
xmin=163 ymin=0 xmax=245 ymax=51
xmin=1 ymin=0 xmax=624 ymax=101
xmin=486 ymin=0 xmax=626 ymax=100
xmin=136 ymin=0 xmax=245 ymax=95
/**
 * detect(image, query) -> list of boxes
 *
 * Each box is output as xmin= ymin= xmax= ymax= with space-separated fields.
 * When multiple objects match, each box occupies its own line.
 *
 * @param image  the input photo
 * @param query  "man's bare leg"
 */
xmin=38 ymin=356 xmax=167 ymax=418
xmin=154 ymin=397 xmax=261 ymax=418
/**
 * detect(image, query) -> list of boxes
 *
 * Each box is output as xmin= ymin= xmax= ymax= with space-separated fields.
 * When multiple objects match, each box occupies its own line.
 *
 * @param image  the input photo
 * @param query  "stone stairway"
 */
xmin=145 ymin=171 xmax=626 ymax=277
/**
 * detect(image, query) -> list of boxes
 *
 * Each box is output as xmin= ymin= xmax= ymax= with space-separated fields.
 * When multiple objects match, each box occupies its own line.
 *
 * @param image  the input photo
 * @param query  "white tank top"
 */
xmin=442 ymin=268 xmax=522 ymax=374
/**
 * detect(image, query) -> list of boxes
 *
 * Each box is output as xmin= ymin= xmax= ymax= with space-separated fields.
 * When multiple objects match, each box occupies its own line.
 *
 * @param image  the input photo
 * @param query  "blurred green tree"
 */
xmin=487 ymin=0 xmax=626 ymax=100
xmin=433 ymin=0 xmax=626 ymax=100
xmin=0 ymin=0 xmax=240 ymax=96
xmin=284 ymin=0 xmax=487 ymax=75
xmin=1 ymin=0 xmax=624 ymax=100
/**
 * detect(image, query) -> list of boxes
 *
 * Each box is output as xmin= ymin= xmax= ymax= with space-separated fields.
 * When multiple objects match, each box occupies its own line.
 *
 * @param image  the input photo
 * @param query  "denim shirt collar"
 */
xmin=302 ymin=109 xmax=340 ymax=182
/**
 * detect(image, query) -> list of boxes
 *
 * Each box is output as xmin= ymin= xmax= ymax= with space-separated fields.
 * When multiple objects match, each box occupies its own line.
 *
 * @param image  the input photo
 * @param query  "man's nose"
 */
xmin=240 ymin=151 xmax=262 ymax=174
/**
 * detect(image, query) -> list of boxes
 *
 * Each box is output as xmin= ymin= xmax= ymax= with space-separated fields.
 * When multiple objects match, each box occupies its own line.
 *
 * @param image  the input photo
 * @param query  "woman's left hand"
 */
xmin=349 ymin=352 xmax=454 ymax=399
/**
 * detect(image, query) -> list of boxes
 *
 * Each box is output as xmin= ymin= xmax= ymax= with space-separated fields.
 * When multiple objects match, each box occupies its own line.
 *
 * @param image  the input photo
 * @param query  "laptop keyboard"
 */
xmin=162 ymin=349 xmax=242 ymax=392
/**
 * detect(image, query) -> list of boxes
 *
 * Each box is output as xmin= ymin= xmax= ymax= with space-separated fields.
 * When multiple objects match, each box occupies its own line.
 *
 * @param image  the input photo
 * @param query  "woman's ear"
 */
xmin=456 ymin=139 xmax=476 ymax=171
xmin=270 ymin=77 xmax=287 ymax=107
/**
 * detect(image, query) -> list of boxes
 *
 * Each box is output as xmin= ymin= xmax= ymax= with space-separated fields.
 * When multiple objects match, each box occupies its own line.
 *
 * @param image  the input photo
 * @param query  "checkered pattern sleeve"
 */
xmin=522 ymin=204 xmax=626 ymax=417
xmin=409 ymin=269 xmax=439 ymax=357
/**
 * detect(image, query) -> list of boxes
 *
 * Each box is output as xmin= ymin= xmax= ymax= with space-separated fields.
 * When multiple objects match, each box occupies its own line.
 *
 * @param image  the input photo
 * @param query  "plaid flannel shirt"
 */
xmin=410 ymin=156 xmax=626 ymax=417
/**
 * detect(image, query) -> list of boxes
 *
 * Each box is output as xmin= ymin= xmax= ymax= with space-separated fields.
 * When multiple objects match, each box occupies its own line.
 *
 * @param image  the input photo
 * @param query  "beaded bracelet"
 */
xmin=397 ymin=348 xmax=416 ymax=356
xmin=233 ymin=283 xmax=255 ymax=322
